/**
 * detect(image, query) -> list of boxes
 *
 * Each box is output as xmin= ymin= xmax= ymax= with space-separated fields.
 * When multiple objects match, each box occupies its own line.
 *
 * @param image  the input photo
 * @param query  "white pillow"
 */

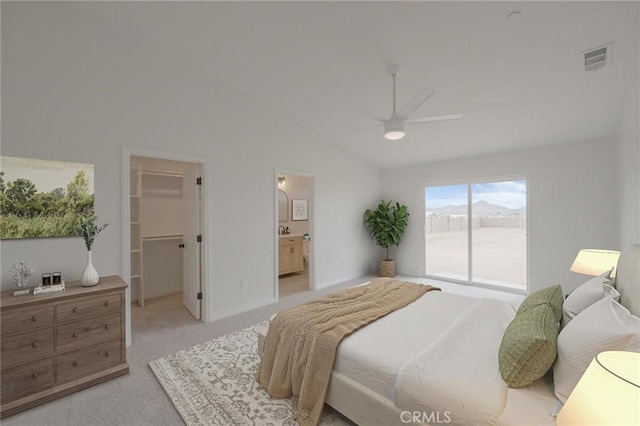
xmin=562 ymin=269 xmax=617 ymax=327
xmin=553 ymin=297 xmax=640 ymax=403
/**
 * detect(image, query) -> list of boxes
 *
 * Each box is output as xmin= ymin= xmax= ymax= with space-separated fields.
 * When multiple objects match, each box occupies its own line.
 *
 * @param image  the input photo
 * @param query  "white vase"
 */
xmin=80 ymin=250 xmax=100 ymax=287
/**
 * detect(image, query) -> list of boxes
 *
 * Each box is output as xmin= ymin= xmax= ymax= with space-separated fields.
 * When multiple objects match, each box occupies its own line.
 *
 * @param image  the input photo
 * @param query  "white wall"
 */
xmin=616 ymin=62 xmax=640 ymax=248
xmin=140 ymin=174 xmax=184 ymax=238
xmin=142 ymin=240 xmax=183 ymax=300
xmin=0 ymin=4 xmax=381 ymax=321
xmin=382 ymin=139 xmax=618 ymax=294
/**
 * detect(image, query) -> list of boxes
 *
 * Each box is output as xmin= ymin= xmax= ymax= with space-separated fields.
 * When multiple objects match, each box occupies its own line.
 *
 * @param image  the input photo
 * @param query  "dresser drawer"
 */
xmin=1 ymin=304 xmax=54 ymax=335
xmin=56 ymin=312 xmax=121 ymax=353
xmin=1 ymin=357 xmax=55 ymax=404
xmin=57 ymin=340 xmax=123 ymax=383
xmin=56 ymin=292 xmax=121 ymax=323
xmin=1 ymin=327 xmax=55 ymax=369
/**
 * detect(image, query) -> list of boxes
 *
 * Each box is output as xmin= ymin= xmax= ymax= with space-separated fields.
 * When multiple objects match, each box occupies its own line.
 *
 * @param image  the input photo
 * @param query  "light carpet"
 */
xmin=149 ymin=321 xmax=353 ymax=425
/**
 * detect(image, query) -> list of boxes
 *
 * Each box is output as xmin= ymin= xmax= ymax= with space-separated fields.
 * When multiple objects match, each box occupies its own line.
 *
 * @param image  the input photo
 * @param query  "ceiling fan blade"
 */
xmin=406 ymin=113 xmax=464 ymax=124
xmin=349 ymin=123 xmax=384 ymax=133
xmin=361 ymin=111 xmax=387 ymax=122
xmin=397 ymin=88 xmax=436 ymax=118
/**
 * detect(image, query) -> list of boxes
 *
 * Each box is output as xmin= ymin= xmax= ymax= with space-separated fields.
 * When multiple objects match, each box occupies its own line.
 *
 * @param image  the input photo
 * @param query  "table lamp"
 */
xmin=557 ymin=351 xmax=640 ymax=425
xmin=570 ymin=249 xmax=621 ymax=278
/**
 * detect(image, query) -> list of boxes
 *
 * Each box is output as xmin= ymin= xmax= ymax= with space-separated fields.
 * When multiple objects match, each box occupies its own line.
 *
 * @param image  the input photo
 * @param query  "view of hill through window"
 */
xmin=425 ymin=179 xmax=527 ymax=289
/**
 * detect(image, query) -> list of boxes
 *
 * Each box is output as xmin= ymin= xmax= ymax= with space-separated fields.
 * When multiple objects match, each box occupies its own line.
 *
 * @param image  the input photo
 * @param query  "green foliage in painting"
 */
xmin=0 ymin=170 xmax=95 ymax=239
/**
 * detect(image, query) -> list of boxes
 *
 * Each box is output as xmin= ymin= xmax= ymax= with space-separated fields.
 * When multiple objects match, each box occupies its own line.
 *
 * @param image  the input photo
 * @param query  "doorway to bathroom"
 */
xmin=275 ymin=171 xmax=314 ymax=299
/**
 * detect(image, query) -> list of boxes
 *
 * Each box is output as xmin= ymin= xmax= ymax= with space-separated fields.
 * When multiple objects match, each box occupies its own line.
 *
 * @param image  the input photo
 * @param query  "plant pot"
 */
xmin=379 ymin=260 xmax=395 ymax=278
xmin=81 ymin=251 xmax=100 ymax=287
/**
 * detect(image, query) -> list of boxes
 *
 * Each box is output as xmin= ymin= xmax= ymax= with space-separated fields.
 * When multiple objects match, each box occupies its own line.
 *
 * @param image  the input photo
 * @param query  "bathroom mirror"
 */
xmin=278 ymin=189 xmax=288 ymax=222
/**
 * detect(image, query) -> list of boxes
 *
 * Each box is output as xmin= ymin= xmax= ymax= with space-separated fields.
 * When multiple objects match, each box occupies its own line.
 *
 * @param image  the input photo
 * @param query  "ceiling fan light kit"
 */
xmin=384 ymin=115 xmax=406 ymax=140
xmin=359 ymin=70 xmax=464 ymax=141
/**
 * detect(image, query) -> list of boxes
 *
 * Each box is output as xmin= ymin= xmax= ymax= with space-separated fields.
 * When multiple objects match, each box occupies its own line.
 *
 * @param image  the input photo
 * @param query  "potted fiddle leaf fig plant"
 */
xmin=363 ymin=200 xmax=409 ymax=277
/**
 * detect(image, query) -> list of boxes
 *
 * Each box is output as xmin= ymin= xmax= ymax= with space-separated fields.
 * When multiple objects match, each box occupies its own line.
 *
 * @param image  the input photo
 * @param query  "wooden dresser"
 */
xmin=1 ymin=276 xmax=128 ymax=418
xmin=279 ymin=235 xmax=304 ymax=276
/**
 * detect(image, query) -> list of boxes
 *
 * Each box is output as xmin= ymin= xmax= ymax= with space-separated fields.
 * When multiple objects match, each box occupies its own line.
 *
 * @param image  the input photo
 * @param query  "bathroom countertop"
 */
xmin=278 ymin=234 xmax=304 ymax=238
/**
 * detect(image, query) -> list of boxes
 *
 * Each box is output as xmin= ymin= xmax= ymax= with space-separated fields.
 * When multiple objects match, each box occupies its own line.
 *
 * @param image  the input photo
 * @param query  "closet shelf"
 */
xmin=142 ymin=234 xmax=184 ymax=242
xmin=142 ymin=169 xmax=183 ymax=178
xmin=141 ymin=188 xmax=182 ymax=197
xmin=130 ymin=164 xmax=144 ymax=308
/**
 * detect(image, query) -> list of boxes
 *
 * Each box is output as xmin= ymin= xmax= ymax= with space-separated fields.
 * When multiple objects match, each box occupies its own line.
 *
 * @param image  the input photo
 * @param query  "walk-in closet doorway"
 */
xmin=122 ymin=148 xmax=208 ymax=346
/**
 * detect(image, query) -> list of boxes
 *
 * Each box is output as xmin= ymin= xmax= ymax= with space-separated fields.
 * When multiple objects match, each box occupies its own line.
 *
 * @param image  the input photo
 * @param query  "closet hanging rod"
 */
xmin=142 ymin=234 xmax=184 ymax=242
xmin=141 ymin=169 xmax=183 ymax=178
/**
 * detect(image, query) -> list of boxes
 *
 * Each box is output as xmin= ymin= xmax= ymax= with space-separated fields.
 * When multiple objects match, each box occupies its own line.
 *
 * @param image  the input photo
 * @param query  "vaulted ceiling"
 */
xmin=22 ymin=2 xmax=640 ymax=168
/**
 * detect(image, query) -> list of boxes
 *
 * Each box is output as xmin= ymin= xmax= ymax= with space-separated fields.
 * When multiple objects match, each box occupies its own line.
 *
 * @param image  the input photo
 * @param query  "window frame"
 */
xmin=422 ymin=175 xmax=529 ymax=294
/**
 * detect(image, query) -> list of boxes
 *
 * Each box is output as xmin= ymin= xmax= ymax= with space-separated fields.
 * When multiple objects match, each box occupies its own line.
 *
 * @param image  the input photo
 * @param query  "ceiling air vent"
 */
xmin=583 ymin=43 xmax=613 ymax=72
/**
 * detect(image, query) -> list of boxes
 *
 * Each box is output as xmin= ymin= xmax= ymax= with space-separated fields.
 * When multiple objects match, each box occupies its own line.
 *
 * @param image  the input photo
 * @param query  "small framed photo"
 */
xmin=292 ymin=199 xmax=308 ymax=221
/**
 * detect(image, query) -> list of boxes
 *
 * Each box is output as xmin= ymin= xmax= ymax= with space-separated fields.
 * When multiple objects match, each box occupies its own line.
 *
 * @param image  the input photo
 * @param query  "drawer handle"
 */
xmin=31 ymin=314 xmax=39 ymax=322
xmin=72 ymin=307 xmax=79 ymax=313
xmin=72 ymin=332 xmax=79 ymax=338
xmin=73 ymin=360 xmax=79 ymax=367
xmin=104 ymin=324 xmax=110 ymax=330
xmin=32 ymin=341 xmax=39 ymax=348
xmin=105 ymin=351 xmax=111 ymax=357
xmin=32 ymin=372 xmax=39 ymax=379
xmin=104 ymin=301 xmax=110 ymax=307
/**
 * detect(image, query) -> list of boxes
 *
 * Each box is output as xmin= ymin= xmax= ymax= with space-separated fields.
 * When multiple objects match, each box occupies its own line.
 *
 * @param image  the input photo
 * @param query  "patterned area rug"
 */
xmin=149 ymin=321 xmax=353 ymax=425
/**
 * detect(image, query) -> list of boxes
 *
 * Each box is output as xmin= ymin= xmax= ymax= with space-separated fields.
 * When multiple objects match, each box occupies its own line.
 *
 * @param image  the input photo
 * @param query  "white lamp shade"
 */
xmin=570 ymin=249 xmax=621 ymax=278
xmin=557 ymin=351 xmax=640 ymax=425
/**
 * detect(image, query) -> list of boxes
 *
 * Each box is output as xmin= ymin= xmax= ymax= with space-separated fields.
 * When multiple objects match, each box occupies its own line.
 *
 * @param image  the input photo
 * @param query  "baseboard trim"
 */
xmin=315 ymin=274 xmax=366 ymax=290
xmin=139 ymin=289 xmax=182 ymax=302
xmin=206 ymin=297 xmax=276 ymax=322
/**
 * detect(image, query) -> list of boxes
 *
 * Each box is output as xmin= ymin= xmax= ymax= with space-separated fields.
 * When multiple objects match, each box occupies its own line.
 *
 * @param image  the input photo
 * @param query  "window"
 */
xmin=424 ymin=178 xmax=527 ymax=290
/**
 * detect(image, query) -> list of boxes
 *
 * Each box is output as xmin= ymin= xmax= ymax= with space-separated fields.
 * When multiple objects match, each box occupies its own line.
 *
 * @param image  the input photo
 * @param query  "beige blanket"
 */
xmin=256 ymin=278 xmax=439 ymax=426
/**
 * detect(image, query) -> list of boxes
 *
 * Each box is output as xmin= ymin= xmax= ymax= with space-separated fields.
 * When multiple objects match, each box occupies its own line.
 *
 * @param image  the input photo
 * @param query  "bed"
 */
xmin=258 ymin=245 xmax=640 ymax=425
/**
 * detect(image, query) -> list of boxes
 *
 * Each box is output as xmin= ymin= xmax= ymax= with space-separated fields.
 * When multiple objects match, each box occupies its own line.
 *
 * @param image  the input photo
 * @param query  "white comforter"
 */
xmin=334 ymin=289 xmax=479 ymax=400
xmin=394 ymin=297 xmax=515 ymax=425
xmin=262 ymin=287 xmax=557 ymax=425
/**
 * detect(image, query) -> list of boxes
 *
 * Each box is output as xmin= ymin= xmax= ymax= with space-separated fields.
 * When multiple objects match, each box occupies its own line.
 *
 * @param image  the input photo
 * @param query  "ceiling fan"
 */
xmin=363 ymin=72 xmax=463 ymax=141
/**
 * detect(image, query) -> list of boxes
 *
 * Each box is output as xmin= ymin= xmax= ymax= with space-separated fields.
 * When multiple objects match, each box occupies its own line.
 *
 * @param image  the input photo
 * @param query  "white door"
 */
xmin=182 ymin=164 xmax=201 ymax=320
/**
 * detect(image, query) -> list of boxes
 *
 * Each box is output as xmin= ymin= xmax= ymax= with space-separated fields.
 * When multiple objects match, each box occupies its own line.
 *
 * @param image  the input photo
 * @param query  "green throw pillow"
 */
xmin=517 ymin=284 xmax=563 ymax=323
xmin=499 ymin=286 xmax=563 ymax=388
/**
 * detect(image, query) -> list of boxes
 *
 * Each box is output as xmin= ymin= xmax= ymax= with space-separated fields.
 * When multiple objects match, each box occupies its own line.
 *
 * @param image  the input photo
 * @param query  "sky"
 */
xmin=1 ymin=156 xmax=94 ymax=193
xmin=425 ymin=179 xmax=527 ymax=209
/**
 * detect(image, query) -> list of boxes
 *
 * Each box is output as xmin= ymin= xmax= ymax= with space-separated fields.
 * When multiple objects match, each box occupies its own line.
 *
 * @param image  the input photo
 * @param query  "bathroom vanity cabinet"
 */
xmin=278 ymin=236 xmax=304 ymax=276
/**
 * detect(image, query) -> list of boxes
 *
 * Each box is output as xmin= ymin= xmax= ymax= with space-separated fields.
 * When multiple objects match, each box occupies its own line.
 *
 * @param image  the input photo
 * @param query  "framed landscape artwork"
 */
xmin=0 ymin=156 xmax=95 ymax=239
xmin=292 ymin=199 xmax=308 ymax=221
